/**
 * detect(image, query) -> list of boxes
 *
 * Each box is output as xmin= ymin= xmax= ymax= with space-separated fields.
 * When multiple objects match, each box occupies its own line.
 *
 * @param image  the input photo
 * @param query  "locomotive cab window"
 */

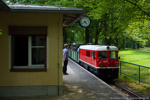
xmin=86 ymin=51 xmax=90 ymax=57
xmin=92 ymin=52 xmax=95 ymax=59
xmin=109 ymin=51 xmax=117 ymax=59
xmin=98 ymin=52 xmax=107 ymax=59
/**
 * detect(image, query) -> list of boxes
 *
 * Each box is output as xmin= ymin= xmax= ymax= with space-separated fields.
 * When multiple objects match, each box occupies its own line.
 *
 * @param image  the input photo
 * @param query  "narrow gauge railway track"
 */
xmin=111 ymin=82 xmax=147 ymax=100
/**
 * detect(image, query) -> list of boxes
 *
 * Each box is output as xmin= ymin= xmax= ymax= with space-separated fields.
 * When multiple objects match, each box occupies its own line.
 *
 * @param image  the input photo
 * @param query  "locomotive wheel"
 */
xmin=85 ymin=65 xmax=89 ymax=70
xmin=89 ymin=67 xmax=94 ymax=73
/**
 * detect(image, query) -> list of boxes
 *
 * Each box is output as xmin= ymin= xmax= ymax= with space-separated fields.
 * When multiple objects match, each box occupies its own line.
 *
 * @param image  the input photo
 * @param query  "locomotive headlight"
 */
xmin=115 ymin=63 xmax=119 ymax=67
xmin=99 ymin=63 xmax=103 ymax=67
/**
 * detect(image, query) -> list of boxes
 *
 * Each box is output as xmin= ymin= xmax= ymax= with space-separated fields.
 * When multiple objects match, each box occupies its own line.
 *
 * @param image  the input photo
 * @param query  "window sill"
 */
xmin=10 ymin=68 xmax=47 ymax=72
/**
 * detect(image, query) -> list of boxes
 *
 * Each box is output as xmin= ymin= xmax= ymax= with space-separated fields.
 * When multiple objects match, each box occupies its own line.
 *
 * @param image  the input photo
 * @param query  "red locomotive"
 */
xmin=79 ymin=45 xmax=120 ymax=80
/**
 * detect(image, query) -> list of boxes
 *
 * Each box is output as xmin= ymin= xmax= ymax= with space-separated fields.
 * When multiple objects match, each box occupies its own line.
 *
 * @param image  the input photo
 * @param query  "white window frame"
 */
xmin=12 ymin=36 xmax=47 ymax=69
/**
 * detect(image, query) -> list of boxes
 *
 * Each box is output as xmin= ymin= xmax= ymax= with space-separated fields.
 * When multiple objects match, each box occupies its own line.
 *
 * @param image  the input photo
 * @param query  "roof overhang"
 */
xmin=8 ymin=5 xmax=88 ymax=27
xmin=0 ymin=0 xmax=88 ymax=27
xmin=0 ymin=0 xmax=11 ymax=11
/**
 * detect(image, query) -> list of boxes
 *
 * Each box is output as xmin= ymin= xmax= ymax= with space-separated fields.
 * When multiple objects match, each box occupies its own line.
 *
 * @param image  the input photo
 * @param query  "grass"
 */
xmin=117 ymin=49 xmax=150 ymax=98
xmin=119 ymin=50 xmax=150 ymax=67
xmin=116 ymin=75 xmax=150 ymax=97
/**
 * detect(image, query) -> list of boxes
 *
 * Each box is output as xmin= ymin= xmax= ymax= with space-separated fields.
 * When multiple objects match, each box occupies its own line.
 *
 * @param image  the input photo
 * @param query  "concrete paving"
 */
xmin=62 ymin=59 xmax=129 ymax=100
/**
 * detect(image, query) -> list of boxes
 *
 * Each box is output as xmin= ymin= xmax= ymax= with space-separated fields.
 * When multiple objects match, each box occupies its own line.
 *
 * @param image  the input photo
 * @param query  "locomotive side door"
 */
xmin=92 ymin=51 xmax=96 ymax=66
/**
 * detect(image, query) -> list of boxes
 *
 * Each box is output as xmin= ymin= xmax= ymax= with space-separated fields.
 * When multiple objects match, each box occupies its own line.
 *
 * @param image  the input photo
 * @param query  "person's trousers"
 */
xmin=63 ymin=60 xmax=68 ymax=73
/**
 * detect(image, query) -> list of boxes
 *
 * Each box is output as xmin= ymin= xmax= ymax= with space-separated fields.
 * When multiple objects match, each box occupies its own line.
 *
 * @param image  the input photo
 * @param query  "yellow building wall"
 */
xmin=0 ymin=11 xmax=63 ymax=86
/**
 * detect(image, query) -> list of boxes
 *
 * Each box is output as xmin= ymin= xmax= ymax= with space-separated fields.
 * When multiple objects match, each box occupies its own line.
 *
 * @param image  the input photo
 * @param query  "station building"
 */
xmin=0 ymin=0 xmax=87 ymax=96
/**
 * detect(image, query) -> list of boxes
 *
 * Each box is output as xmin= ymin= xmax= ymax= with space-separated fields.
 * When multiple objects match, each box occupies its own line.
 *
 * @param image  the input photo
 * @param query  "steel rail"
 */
xmin=114 ymin=82 xmax=146 ymax=100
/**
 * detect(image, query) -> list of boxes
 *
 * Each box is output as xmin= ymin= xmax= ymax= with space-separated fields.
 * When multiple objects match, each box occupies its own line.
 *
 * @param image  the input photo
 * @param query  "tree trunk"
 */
xmin=137 ymin=41 xmax=139 ymax=49
xmin=94 ymin=28 xmax=99 ymax=45
xmin=63 ymin=28 xmax=67 ymax=44
xmin=132 ymin=41 xmax=136 ymax=49
xmin=103 ymin=14 xmax=108 ymax=45
xmin=122 ymin=38 xmax=125 ymax=49
xmin=85 ymin=27 xmax=89 ymax=44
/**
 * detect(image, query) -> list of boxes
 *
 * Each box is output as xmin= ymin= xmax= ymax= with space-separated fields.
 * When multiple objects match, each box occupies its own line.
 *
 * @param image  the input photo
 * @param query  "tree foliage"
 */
xmin=3 ymin=0 xmax=150 ymax=49
xmin=74 ymin=0 xmax=150 ymax=48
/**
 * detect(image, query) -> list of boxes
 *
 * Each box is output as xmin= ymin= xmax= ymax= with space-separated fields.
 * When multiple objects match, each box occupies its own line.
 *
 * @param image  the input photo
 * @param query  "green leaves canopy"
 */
xmin=3 ymin=0 xmax=150 ymax=48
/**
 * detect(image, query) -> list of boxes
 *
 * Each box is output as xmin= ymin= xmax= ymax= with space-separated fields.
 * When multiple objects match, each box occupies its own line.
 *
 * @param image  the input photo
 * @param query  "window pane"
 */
xmin=13 ymin=36 xmax=28 ymax=66
xmin=32 ymin=36 xmax=45 ymax=46
xmin=92 ymin=52 xmax=95 ymax=59
xmin=98 ymin=52 xmax=107 ymax=59
xmin=86 ymin=51 xmax=90 ymax=57
xmin=110 ymin=51 xmax=117 ymax=59
xmin=32 ymin=48 xmax=45 ymax=64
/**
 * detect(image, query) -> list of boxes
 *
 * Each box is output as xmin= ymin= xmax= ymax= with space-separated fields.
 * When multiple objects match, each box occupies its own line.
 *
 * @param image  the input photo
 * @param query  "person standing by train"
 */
xmin=63 ymin=44 xmax=69 ymax=75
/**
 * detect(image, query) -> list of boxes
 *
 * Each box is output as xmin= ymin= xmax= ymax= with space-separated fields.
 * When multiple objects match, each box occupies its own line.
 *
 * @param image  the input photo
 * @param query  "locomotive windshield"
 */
xmin=98 ymin=52 xmax=107 ymax=59
xmin=98 ymin=51 xmax=117 ymax=59
xmin=109 ymin=51 xmax=117 ymax=59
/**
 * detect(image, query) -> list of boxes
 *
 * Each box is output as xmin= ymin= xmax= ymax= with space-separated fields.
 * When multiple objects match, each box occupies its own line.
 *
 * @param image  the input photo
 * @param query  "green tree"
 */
xmin=3 ymin=0 xmax=150 ymax=48
xmin=74 ymin=0 xmax=150 ymax=48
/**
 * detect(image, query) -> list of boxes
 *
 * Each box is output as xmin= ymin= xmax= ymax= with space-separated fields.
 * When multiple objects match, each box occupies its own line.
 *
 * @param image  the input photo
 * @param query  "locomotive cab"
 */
xmin=98 ymin=51 xmax=119 ymax=67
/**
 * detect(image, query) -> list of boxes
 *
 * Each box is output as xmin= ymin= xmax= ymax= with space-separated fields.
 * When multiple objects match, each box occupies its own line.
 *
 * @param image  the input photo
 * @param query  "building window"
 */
xmin=11 ymin=36 xmax=46 ymax=71
xmin=9 ymin=26 xmax=47 ymax=71
xmin=31 ymin=36 xmax=46 ymax=65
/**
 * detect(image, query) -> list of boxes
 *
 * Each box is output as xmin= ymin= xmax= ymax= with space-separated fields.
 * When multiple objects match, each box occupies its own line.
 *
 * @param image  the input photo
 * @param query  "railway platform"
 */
xmin=63 ymin=59 xmax=129 ymax=100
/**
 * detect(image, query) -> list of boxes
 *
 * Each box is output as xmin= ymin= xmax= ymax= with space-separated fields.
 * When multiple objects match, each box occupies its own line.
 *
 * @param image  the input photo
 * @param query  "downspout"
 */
xmin=57 ymin=21 xmax=60 ymax=95
xmin=57 ymin=6 xmax=61 ymax=96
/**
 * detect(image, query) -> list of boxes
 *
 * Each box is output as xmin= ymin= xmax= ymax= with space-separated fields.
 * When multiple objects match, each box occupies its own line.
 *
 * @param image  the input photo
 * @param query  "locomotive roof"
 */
xmin=79 ymin=45 xmax=118 ymax=51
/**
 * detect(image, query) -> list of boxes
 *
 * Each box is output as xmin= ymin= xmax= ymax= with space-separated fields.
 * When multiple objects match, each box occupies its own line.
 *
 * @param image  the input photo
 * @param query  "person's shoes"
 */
xmin=63 ymin=73 xmax=69 ymax=75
